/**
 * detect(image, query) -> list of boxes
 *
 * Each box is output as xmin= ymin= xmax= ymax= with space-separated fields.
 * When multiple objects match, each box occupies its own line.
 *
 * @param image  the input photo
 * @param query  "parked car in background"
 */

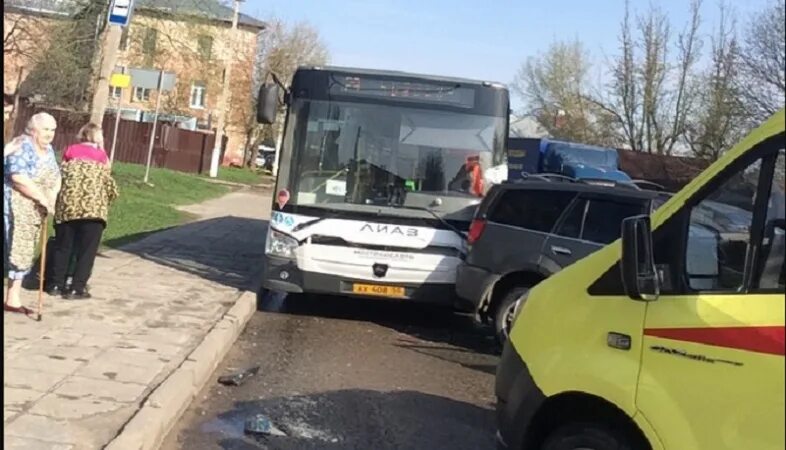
xmin=455 ymin=177 xmax=664 ymax=343
xmin=256 ymin=145 xmax=275 ymax=171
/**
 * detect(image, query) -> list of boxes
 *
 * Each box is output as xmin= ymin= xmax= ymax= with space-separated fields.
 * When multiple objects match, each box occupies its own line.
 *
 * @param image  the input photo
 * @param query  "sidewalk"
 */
xmin=3 ymin=188 xmax=271 ymax=450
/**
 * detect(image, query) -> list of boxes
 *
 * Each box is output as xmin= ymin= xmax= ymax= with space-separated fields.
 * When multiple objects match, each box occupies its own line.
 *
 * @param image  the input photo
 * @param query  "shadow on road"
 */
xmin=196 ymin=389 xmax=496 ymax=450
xmin=258 ymin=291 xmax=499 ymax=358
xmin=113 ymin=216 xmax=268 ymax=291
xmin=24 ymin=217 xmax=269 ymax=293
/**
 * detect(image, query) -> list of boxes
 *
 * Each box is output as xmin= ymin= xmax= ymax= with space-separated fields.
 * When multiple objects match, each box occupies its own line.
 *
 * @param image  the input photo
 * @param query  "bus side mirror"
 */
xmin=257 ymin=84 xmax=279 ymax=124
xmin=621 ymin=215 xmax=660 ymax=301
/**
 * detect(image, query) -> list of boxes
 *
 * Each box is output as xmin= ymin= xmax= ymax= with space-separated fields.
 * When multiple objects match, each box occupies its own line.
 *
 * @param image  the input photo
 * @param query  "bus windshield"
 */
xmin=279 ymin=98 xmax=507 ymax=213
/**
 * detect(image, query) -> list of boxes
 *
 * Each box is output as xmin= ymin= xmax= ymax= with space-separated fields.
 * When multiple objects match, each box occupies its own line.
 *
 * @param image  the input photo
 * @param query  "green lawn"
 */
xmin=6 ymin=163 xmax=230 ymax=282
xmin=205 ymin=166 xmax=270 ymax=185
xmin=97 ymin=162 xmax=230 ymax=248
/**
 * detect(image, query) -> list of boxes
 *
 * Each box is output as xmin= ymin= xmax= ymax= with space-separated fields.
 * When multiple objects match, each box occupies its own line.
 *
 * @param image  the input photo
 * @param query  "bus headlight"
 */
xmin=265 ymin=228 xmax=299 ymax=258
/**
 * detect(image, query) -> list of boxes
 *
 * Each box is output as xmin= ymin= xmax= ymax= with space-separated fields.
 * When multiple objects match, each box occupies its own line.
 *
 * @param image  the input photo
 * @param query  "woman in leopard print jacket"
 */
xmin=46 ymin=123 xmax=118 ymax=300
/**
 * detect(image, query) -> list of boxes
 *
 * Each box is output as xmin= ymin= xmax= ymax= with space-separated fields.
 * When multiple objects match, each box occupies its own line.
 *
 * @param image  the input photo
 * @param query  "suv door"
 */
xmin=637 ymin=143 xmax=785 ymax=449
xmin=544 ymin=195 xmax=649 ymax=271
xmin=474 ymin=188 xmax=576 ymax=274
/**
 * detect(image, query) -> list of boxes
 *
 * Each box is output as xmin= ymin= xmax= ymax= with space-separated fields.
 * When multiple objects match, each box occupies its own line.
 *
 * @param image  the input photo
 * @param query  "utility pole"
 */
xmin=208 ymin=0 xmax=242 ymax=178
xmin=90 ymin=24 xmax=123 ymax=125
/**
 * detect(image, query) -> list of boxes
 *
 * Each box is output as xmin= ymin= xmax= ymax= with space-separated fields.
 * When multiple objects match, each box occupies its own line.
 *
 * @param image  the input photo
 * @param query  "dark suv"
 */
xmin=455 ymin=178 xmax=664 ymax=343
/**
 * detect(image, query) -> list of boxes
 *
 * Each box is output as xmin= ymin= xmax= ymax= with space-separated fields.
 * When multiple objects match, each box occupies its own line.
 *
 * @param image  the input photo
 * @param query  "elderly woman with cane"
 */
xmin=4 ymin=112 xmax=61 ymax=315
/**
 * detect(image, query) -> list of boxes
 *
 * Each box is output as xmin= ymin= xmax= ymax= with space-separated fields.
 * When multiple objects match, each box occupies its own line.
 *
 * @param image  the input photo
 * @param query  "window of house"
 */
xmin=190 ymin=82 xmax=206 ymax=109
xmin=109 ymin=86 xmax=122 ymax=99
xmin=133 ymin=87 xmax=151 ymax=102
xmin=197 ymin=35 xmax=213 ymax=60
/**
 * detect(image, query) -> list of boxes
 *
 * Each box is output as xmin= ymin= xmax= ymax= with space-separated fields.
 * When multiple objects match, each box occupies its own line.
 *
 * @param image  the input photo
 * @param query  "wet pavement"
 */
xmin=161 ymin=292 xmax=500 ymax=450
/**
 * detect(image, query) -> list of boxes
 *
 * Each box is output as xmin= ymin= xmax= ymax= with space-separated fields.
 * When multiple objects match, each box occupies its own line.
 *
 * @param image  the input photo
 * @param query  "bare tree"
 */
xmin=591 ymin=0 xmax=702 ymax=154
xmin=686 ymin=2 xmax=746 ymax=161
xmin=512 ymin=39 xmax=616 ymax=146
xmin=736 ymin=0 xmax=786 ymax=123
xmin=16 ymin=0 xmax=107 ymax=110
xmin=238 ymin=18 xmax=329 ymax=167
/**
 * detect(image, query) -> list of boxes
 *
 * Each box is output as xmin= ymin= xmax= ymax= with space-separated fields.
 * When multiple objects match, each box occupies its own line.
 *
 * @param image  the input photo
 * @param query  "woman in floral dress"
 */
xmin=4 ymin=112 xmax=61 ymax=315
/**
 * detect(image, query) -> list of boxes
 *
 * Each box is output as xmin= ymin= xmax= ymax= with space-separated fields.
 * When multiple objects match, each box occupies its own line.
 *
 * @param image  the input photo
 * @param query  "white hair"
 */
xmin=25 ymin=112 xmax=56 ymax=134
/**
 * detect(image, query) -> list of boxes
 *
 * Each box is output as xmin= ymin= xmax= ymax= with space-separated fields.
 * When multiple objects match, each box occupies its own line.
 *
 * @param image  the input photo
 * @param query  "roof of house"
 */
xmin=4 ymin=0 xmax=266 ymax=29
xmin=136 ymin=0 xmax=266 ymax=29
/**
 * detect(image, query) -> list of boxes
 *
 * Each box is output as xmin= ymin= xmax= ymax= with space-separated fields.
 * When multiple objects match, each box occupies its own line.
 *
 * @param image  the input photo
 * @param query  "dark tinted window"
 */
xmin=555 ymin=199 xmax=587 ymax=238
xmin=582 ymin=199 xmax=646 ymax=244
xmin=489 ymin=190 xmax=576 ymax=232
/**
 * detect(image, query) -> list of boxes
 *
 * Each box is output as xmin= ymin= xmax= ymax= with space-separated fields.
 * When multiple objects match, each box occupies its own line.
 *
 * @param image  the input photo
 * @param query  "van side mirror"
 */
xmin=621 ymin=215 xmax=660 ymax=301
xmin=257 ymin=84 xmax=279 ymax=124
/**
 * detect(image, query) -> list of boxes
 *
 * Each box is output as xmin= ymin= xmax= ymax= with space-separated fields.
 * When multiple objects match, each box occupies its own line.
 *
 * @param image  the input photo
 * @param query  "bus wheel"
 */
xmin=541 ymin=422 xmax=640 ymax=450
xmin=494 ymin=286 xmax=529 ymax=345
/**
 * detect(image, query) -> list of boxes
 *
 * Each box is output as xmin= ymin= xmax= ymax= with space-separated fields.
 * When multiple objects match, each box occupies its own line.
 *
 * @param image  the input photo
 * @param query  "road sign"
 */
xmin=129 ymin=68 xmax=176 ymax=92
xmin=108 ymin=0 xmax=134 ymax=27
xmin=109 ymin=73 xmax=131 ymax=88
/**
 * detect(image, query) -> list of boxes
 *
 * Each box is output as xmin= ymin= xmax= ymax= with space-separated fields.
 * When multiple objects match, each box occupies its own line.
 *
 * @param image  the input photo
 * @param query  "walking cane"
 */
xmin=36 ymin=217 xmax=48 ymax=322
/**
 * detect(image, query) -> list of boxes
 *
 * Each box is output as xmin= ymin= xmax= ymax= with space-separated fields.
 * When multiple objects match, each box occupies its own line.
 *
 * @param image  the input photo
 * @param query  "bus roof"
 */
xmin=295 ymin=65 xmax=507 ymax=90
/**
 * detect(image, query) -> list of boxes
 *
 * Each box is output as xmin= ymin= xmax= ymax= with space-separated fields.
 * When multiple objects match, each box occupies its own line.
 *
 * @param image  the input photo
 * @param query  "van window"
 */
xmin=685 ymin=159 xmax=759 ymax=290
xmin=755 ymin=149 xmax=785 ymax=290
xmin=583 ymin=199 xmax=646 ymax=244
xmin=488 ymin=190 xmax=575 ymax=232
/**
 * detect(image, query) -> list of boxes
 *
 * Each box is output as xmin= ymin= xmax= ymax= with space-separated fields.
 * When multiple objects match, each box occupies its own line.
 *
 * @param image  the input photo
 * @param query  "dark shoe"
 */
xmin=45 ymin=285 xmax=63 ymax=296
xmin=63 ymin=288 xmax=92 ymax=300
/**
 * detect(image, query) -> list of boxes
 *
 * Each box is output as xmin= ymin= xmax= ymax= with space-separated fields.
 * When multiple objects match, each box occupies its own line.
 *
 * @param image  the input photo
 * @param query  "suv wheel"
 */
xmin=494 ymin=286 xmax=529 ymax=345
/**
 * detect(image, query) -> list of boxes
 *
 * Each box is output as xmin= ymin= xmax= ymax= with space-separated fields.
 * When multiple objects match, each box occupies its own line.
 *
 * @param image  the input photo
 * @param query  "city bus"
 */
xmin=255 ymin=66 xmax=509 ymax=305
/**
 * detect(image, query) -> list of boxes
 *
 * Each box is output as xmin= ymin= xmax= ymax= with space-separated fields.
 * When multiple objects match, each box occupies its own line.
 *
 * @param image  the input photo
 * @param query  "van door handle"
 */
xmin=551 ymin=245 xmax=572 ymax=256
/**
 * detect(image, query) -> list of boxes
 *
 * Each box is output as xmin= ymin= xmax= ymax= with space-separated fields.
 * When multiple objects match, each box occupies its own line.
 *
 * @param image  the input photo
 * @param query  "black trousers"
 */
xmin=49 ymin=220 xmax=104 ymax=290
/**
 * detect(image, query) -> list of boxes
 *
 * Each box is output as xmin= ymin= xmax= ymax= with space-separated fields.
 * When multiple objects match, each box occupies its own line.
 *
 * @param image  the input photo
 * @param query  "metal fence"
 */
xmin=10 ymin=103 xmax=226 ymax=174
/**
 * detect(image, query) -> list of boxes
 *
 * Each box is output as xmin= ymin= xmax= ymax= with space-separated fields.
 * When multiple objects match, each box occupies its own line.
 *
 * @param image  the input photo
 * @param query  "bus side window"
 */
xmin=755 ymin=149 xmax=785 ymax=290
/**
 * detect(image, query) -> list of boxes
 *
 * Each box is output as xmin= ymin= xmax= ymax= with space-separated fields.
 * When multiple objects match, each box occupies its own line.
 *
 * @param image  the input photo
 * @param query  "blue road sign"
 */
xmin=108 ymin=0 xmax=134 ymax=27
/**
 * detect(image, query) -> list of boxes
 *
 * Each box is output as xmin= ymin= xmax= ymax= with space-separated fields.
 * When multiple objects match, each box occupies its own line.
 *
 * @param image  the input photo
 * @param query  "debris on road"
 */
xmin=217 ymin=366 xmax=260 ymax=386
xmin=244 ymin=414 xmax=287 ymax=437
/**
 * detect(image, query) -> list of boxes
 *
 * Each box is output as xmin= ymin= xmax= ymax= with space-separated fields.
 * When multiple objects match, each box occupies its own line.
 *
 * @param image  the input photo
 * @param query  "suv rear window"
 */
xmin=583 ymin=199 xmax=646 ymax=244
xmin=488 ymin=190 xmax=576 ymax=233
xmin=554 ymin=197 xmax=648 ymax=244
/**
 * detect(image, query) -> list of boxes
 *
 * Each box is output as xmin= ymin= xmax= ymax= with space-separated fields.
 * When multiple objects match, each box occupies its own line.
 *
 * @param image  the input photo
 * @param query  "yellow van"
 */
xmin=495 ymin=110 xmax=785 ymax=450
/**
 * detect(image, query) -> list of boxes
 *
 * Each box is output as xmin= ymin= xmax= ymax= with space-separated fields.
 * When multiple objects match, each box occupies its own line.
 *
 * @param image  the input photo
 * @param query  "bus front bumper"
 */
xmin=261 ymin=255 xmax=458 ymax=305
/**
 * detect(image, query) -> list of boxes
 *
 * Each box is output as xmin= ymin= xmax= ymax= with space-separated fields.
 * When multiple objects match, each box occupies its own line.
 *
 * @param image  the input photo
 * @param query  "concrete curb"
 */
xmin=103 ymin=290 xmax=257 ymax=450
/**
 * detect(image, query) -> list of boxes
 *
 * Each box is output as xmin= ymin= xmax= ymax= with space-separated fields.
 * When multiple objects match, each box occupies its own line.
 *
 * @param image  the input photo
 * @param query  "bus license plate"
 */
xmin=352 ymin=283 xmax=406 ymax=298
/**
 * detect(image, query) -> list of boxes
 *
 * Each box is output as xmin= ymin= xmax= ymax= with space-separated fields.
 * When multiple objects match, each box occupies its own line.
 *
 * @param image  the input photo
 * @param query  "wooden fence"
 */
xmin=10 ymin=103 xmax=226 ymax=174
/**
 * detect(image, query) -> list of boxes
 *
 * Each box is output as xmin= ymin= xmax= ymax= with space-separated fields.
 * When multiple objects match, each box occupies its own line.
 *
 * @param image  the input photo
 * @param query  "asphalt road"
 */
xmin=161 ymin=292 xmax=501 ymax=450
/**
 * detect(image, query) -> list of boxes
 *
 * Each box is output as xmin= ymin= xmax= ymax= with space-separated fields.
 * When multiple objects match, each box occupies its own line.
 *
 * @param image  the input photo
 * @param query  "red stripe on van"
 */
xmin=644 ymin=326 xmax=785 ymax=356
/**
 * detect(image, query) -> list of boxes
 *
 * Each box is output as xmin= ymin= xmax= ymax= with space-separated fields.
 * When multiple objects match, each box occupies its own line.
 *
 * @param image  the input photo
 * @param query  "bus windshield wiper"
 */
xmin=290 ymin=211 xmax=351 ymax=233
xmin=391 ymin=204 xmax=467 ymax=242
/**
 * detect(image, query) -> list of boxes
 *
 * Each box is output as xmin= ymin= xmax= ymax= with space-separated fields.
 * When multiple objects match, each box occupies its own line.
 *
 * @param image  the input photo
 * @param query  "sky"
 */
xmin=240 ymin=0 xmax=773 ymax=110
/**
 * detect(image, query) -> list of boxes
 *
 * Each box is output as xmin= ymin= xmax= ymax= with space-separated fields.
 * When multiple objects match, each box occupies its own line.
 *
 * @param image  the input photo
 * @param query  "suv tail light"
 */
xmin=467 ymin=219 xmax=487 ymax=245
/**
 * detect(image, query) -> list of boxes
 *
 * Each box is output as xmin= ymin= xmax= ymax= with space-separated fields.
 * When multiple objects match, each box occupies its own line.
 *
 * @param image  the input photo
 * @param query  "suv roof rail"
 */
xmin=577 ymin=178 xmax=642 ymax=190
xmin=629 ymin=179 xmax=666 ymax=191
xmin=504 ymin=172 xmax=579 ymax=184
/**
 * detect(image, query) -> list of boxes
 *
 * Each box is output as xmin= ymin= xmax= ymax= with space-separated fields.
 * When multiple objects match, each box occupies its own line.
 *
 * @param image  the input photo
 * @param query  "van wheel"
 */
xmin=494 ymin=286 xmax=529 ymax=345
xmin=541 ymin=422 xmax=640 ymax=450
